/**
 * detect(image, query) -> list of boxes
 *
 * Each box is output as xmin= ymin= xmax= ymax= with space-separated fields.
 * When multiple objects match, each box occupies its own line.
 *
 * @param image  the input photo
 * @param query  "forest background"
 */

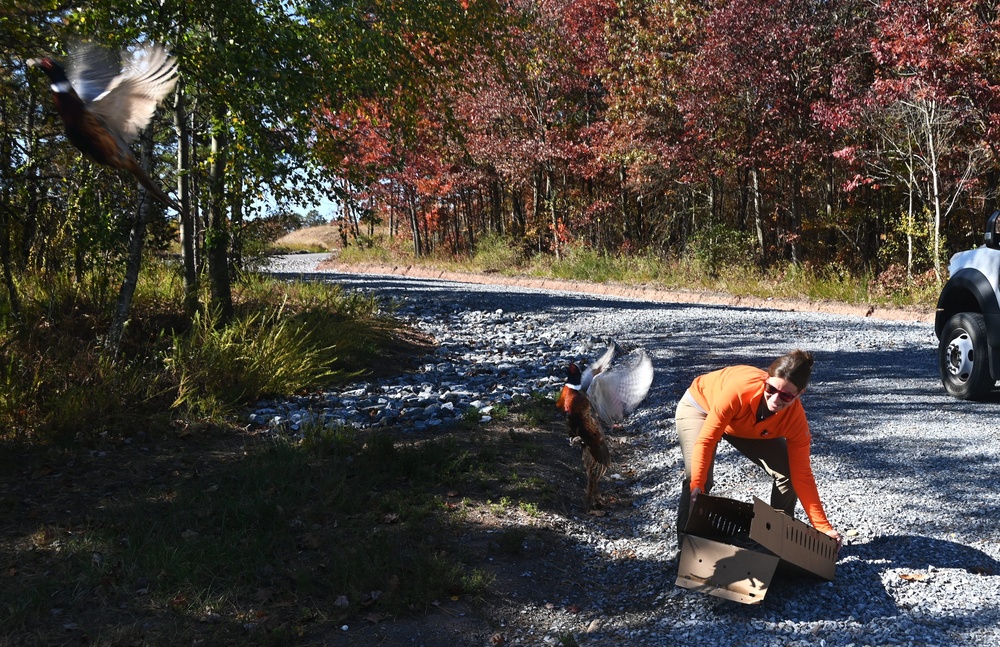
xmin=5 ymin=0 xmax=1000 ymax=321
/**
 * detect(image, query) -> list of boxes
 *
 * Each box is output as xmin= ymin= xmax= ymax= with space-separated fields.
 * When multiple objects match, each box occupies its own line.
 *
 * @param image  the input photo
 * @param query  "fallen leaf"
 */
xmin=383 ymin=513 xmax=400 ymax=524
xmin=900 ymin=572 xmax=929 ymax=582
xmin=446 ymin=490 xmax=459 ymax=498
xmin=170 ymin=593 xmax=188 ymax=608
xmin=491 ymin=632 xmax=505 ymax=645
xmin=586 ymin=619 xmax=601 ymax=633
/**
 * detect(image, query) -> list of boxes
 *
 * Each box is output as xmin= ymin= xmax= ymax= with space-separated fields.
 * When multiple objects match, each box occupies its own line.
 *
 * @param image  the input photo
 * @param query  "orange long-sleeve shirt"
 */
xmin=687 ymin=365 xmax=833 ymax=533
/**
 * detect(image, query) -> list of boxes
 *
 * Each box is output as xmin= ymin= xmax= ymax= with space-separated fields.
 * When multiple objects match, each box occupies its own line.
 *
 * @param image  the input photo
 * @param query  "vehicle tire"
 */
xmin=938 ymin=312 xmax=995 ymax=400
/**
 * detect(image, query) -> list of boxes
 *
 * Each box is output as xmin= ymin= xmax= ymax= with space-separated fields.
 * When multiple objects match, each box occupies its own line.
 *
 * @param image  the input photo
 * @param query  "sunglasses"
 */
xmin=763 ymin=382 xmax=798 ymax=403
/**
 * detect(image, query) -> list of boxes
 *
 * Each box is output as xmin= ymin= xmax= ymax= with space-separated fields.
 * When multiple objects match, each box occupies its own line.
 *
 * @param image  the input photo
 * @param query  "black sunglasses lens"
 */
xmin=764 ymin=383 xmax=794 ymax=402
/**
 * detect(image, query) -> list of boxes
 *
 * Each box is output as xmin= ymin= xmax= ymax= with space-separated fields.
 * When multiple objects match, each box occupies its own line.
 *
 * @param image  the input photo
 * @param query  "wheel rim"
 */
xmin=945 ymin=330 xmax=975 ymax=383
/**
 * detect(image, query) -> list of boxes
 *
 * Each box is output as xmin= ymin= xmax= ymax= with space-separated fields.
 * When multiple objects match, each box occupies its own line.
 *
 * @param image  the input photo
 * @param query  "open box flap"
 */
xmin=749 ymin=497 xmax=838 ymax=580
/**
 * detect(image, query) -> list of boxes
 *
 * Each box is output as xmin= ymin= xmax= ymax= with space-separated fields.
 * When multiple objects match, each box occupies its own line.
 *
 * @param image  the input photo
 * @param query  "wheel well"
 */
xmin=940 ymin=288 xmax=983 ymax=318
xmin=936 ymin=269 xmax=1000 ymax=381
xmin=935 ymin=268 xmax=997 ymax=338
xmin=935 ymin=287 xmax=983 ymax=339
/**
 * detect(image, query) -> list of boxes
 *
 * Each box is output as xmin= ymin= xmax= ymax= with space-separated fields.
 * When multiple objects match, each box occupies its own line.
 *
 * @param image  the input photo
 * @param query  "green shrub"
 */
xmin=0 ymin=255 xmax=420 ymax=439
xmin=687 ymin=222 xmax=755 ymax=278
xmin=166 ymin=306 xmax=341 ymax=417
xmin=472 ymin=234 xmax=524 ymax=272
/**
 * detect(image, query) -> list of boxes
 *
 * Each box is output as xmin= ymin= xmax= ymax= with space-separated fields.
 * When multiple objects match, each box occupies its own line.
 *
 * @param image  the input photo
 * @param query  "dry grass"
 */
xmin=284 ymin=224 xmax=939 ymax=310
xmin=272 ymin=224 xmax=344 ymax=253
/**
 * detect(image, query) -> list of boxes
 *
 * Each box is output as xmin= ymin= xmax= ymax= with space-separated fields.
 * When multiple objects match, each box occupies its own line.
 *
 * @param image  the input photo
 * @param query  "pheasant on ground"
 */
xmin=29 ymin=42 xmax=180 ymax=211
xmin=555 ymin=340 xmax=654 ymax=509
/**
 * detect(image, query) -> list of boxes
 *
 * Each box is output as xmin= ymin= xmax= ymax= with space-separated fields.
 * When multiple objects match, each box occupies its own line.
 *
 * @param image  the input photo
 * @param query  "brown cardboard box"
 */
xmin=675 ymin=494 xmax=838 ymax=604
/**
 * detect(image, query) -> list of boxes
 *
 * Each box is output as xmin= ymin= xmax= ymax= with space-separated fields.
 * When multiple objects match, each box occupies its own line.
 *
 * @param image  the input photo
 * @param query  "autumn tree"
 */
xmin=827 ymin=0 xmax=995 ymax=282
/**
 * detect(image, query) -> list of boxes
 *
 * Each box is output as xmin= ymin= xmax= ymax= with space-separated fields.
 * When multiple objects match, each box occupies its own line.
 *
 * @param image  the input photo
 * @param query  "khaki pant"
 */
xmin=675 ymin=397 xmax=797 ymax=533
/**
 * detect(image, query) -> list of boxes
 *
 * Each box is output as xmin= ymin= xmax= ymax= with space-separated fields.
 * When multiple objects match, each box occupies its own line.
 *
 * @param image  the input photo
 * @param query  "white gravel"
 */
xmin=266 ymin=253 xmax=1000 ymax=646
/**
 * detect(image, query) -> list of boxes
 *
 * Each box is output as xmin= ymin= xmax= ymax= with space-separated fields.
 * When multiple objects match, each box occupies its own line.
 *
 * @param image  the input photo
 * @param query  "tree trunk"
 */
xmin=0 ymin=97 xmax=20 ymax=316
xmin=21 ymin=83 xmax=40 ymax=269
xmin=547 ymin=170 xmax=559 ymax=260
xmin=0 ymin=200 xmax=20 ymax=319
xmin=175 ymin=83 xmax=198 ymax=317
xmin=106 ymin=128 xmax=156 ymax=355
xmin=923 ymin=100 xmax=944 ymax=284
xmin=752 ymin=167 xmax=765 ymax=266
xmin=408 ymin=189 xmax=422 ymax=257
xmin=490 ymin=178 xmax=502 ymax=236
xmin=906 ymin=152 xmax=916 ymax=281
xmin=207 ymin=107 xmax=233 ymax=321
xmin=230 ymin=163 xmax=245 ymax=271
xmin=786 ymin=165 xmax=804 ymax=265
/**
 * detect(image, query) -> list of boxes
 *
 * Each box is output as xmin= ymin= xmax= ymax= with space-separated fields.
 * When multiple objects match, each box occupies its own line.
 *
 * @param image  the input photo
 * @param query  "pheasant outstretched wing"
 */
xmin=66 ymin=41 xmax=121 ymax=103
xmin=581 ymin=339 xmax=625 ymax=392
xmin=587 ymin=348 xmax=654 ymax=427
xmin=76 ymin=43 xmax=178 ymax=144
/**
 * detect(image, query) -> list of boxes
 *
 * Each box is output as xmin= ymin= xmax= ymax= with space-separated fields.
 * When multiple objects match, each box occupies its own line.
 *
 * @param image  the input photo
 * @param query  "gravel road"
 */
xmin=268 ymin=253 xmax=1000 ymax=646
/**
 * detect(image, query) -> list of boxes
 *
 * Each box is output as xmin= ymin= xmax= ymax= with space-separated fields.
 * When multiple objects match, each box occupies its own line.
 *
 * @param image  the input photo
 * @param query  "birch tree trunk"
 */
xmin=174 ymin=82 xmax=198 ymax=317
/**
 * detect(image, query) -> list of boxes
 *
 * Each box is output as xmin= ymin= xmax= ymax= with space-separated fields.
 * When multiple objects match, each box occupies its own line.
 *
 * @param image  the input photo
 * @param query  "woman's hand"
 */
xmin=690 ymin=486 xmax=702 ymax=508
xmin=825 ymin=528 xmax=843 ymax=553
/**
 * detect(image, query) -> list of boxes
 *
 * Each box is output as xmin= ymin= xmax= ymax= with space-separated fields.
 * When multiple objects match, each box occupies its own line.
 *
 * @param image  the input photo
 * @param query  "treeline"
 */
xmin=2 ymin=0 xmax=998 ymax=325
xmin=318 ymin=0 xmax=1000 ymax=284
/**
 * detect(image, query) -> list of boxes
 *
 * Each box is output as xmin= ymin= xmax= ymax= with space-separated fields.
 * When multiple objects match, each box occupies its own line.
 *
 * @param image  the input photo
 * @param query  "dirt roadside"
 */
xmin=315 ymin=259 xmax=935 ymax=325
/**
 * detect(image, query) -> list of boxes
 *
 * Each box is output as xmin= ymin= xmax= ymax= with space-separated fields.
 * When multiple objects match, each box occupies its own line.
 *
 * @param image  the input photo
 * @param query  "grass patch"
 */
xmin=0 ymin=410 xmax=574 ymax=645
xmin=269 ymin=224 xmax=343 ymax=253
xmin=304 ymin=224 xmax=939 ymax=309
xmin=0 ymin=259 xmax=427 ymax=443
xmin=337 ymin=243 xmax=395 ymax=265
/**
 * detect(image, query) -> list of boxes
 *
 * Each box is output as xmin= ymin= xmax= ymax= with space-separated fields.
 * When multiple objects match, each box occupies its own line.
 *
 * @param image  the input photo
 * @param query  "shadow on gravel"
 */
xmin=273 ymin=271 xmax=833 ymax=320
xmin=853 ymin=535 xmax=1000 ymax=576
xmin=756 ymin=535 xmax=1000 ymax=620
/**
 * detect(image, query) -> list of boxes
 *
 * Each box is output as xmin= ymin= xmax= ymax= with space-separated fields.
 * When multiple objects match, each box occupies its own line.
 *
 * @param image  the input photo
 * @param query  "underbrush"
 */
xmin=326 ymin=232 xmax=938 ymax=309
xmin=0 ymin=259 xmax=423 ymax=443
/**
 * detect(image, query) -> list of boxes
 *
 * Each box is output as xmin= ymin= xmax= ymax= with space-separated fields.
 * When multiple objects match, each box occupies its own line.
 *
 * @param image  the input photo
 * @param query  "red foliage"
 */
xmin=310 ymin=0 xmax=1000 ymax=267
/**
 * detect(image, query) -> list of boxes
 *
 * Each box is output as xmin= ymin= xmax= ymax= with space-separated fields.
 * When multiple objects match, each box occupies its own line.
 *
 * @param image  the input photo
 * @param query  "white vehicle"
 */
xmin=936 ymin=210 xmax=1000 ymax=399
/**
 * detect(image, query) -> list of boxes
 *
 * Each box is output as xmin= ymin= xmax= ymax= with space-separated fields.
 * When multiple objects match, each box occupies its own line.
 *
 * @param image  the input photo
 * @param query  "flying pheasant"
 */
xmin=556 ymin=341 xmax=654 ymax=509
xmin=29 ymin=42 xmax=180 ymax=211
